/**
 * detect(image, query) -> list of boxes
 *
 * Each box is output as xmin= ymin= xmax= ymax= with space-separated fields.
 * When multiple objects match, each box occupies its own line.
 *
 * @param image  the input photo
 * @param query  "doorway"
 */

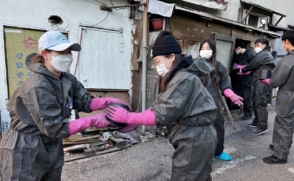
xmin=230 ymin=39 xmax=252 ymax=110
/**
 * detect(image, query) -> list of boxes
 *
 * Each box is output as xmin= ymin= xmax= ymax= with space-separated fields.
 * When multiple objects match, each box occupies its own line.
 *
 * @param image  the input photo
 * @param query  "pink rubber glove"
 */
xmin=105 ymin=106 xmax=157 ymax=126
xmin=261 ymin=79 xmax=270 ymax=85
xmin=119 ymin=124 xmax=138 ymax=133
xmin=223 ymin=89 xmax=244 ymax=107
xmin=69 ymin=113 xmax=117 ymax=135
xmin=235 ymin=64 xmax=246 ymax=69
xmin=90 ymin=97 xmax=131 ymax=111
xmin=237 ymin=71 xmax=251 ymax=76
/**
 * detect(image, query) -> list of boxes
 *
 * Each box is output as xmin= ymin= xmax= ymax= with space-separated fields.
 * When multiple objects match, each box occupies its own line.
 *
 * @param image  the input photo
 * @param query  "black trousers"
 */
xmin=41 ymin=167 xmax=62 ymax=181
xmin=242 ymin=85 xmax=253 ymax=117
xmin=252 ymin=81 xmax=270 ymax=129
xmin=234 ymin=76 xmax=253 ymax=117
xmin=213 ymin=111 xmax=225 ymax=156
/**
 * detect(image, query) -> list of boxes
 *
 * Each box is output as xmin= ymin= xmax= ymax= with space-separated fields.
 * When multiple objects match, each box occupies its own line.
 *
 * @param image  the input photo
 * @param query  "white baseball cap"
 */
xmin=38 ymin=31 xmax=81 ymax=53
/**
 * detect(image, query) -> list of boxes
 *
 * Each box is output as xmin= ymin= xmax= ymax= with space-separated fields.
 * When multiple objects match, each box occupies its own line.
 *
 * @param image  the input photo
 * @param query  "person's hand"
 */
xmin=237 ymin=71 xmax=251 ymax=76
xmin=230 ymin=94 xmax=244 ymax=106
xmin=106 ymin=106 xmax=157 ymax=126
xmin=234 ymin=99 xmax=244 ymax=107
xmin=224 ymin=89 xmax=244 ymax=107
xmin=92 ymin=113 xmax=118 ymax=128
xmin=261 ymin=79 xmax=270 ymax=85
xmin=90 ymin=97 xmax=131 ymax=111
xmin=69 ymin=113 xmax=117 ymax=135
xmin=234 ymin=64 xmax=246 ymax=69
xmin=106 ymin=105 xmax=129 ymax=124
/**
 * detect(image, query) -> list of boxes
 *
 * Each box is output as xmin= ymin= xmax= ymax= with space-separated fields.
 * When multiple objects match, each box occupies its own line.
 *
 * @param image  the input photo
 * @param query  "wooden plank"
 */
xmin=63 ymin=134 xmax=102 ymax=145
xmin=131 ymin=64 xmax=142 ymax=112
xmin=64 ymin=136 xmax=127 ymax=162
xmin=131 ymin=19 xmax=143 ymax=70
xmin=219 ymin=90 xmax=236 ymax=130
xmin=64 ymin=147 xmax=121 ymax=162
xmin=241 ymin=6 xmax=253 ymax=23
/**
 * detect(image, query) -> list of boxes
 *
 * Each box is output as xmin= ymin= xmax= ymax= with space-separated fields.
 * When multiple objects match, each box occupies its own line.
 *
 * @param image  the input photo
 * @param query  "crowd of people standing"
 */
xmin=0 ymin=29 xmax=293 ymax=181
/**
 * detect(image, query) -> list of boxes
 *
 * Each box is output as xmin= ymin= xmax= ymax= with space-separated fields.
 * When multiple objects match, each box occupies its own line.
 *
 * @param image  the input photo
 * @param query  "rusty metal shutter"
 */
xmin=77 ymin=28 xmax=128 ymax=90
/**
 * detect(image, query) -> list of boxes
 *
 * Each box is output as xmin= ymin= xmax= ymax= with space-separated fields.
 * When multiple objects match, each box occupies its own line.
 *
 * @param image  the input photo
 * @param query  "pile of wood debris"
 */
xmin=63 ymin=127 xmax=140 ymax=162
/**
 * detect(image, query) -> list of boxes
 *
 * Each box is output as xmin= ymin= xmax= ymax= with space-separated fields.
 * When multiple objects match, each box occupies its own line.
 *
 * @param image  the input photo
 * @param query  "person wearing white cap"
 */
xmin=0 ymin=31 xmax=130 ymax=181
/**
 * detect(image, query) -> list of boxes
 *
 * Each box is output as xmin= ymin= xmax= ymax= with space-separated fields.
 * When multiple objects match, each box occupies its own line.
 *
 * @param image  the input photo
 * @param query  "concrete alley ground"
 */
xmin=62 ymin=109 xmax=294 ymax=181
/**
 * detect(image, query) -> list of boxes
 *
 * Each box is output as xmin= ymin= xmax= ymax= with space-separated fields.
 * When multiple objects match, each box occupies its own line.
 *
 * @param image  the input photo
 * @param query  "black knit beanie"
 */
xmin=152 ymin=31 xmax=182 ymax=58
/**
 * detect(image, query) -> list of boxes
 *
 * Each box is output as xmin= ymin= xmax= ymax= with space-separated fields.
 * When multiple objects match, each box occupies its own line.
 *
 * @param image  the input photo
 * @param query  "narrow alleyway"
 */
xmin=62 ymin=110 xmax=294 ymax=181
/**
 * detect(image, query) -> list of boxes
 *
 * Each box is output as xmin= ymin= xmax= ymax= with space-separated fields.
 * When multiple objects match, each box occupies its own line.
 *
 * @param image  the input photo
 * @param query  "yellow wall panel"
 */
xmin=4 ymin=27 xmax=45 ymax=97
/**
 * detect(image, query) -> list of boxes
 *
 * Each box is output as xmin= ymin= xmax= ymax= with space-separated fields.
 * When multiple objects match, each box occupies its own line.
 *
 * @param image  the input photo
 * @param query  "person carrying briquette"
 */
xmin=261 ymin=30 xmax=294 ymax=164
xmin=197 ymin=39 xmax=244 ymax=161
xmin=237 ymin=37 xmax=277 ymax=136
xmin=0 ymin=31 xmax=129 ymax=181
xmin=106 ymin=31 xmax=218 ymax=181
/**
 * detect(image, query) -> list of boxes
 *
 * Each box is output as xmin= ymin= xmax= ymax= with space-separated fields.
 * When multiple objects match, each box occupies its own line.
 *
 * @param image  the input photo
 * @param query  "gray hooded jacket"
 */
xmin=0 ymin=60 xmax=93 ymax=180
xmin=152 ymin=56 xmax=218 ymax=181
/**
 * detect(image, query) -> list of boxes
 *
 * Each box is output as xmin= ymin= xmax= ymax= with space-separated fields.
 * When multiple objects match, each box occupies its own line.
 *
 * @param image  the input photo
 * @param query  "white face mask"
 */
xmin=48 ymin=53 xmax=73 ymax=72
xmin=235 ymin=49 xmax=240 ymax=55
xmin=200 ymin=50 xmax=213 ymax=59
xmin=156 ymin=63 xmax=169 ymax=76
xmin=255 ymin=47 xmax=262 ymax=54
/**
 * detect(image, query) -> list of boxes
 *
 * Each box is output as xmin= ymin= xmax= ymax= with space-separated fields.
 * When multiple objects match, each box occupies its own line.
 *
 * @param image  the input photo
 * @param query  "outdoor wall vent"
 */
xmin=48 ymin=15 xmax=63 ymax=26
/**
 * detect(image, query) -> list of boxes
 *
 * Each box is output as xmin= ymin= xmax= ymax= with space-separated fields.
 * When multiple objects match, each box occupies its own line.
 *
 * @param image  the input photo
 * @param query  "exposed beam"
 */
xmin=241 ymin=5 xmax=253 ymax=23
xmin=275 ymin=16 xmax=284 ymax=26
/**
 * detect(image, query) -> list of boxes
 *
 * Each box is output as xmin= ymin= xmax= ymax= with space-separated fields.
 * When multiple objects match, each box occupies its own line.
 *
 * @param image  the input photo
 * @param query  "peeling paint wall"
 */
xmin=0 ymin=0 xmax=133 ymax=109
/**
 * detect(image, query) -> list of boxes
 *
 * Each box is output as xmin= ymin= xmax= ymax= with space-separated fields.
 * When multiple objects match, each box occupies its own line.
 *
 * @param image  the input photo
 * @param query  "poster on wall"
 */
xmin=4 ymin=27 xmax=45 ymax=98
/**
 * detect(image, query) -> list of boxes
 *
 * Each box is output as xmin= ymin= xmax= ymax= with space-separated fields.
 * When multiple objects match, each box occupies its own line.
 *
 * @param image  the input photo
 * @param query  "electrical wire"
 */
xmin=110 ymin=0 xmax=127 ymax=10
xmin=110 ymin=0 xmax=118 ymax=10
xmin=84 ymin=0 xmax=132 ymax=31
xmin=84 ymin=11 xmax=110 ymax=31
xmin=94 ymin=0 xmax=107 ymax=6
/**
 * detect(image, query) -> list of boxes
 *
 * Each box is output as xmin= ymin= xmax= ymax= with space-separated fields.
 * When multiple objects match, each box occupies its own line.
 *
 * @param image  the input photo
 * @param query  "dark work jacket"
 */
xmin=237 ymin=48 xmax=255 ymax=66
xmin=152 ymin=56 xmax=218 ymax=181
xmin=202 ymin=61 xmax=232 ymax=113
xmin=0 ymin=61 xmax=93 ymax=180
xmin=271 ymin=50 xmax=294 ymax=119
xmin=237 ymin=48 xmax=255 ymax=85
xmin=242 ymin=46 xmax=277 ymax=86
xmin=153 ymin=56 xmax=218 ymax=127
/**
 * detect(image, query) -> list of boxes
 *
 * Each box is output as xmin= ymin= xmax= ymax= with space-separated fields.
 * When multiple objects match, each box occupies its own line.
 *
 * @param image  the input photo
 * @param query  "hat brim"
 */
xmin=47 ymin=43 xmax=81 ymax=52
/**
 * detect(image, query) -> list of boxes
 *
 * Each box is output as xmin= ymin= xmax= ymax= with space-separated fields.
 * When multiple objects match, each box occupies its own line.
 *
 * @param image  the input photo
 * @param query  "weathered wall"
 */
xmin=166 ymin=0 xmax=294 ymax=29
xmin=0 ymin=0 xmax=133 ymax=110
xmin=206 ymin=0 xmax=294 ymax=29
xmin=238 ymin=0 xmax=294 ymax=28
xmin=169 ymin=13 xmax=276 ymax=56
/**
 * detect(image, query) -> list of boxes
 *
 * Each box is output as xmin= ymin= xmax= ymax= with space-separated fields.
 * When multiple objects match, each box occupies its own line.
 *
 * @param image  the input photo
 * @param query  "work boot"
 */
xmin=263 ymin=155 xmax=287 ymax=164
xmin=252 ymin=128 xmax=268 ymax=135
xmin=215 ymin=151 xmax=233 ymax=161
xmin=242 ymin=115 xmax=252 ymax=120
